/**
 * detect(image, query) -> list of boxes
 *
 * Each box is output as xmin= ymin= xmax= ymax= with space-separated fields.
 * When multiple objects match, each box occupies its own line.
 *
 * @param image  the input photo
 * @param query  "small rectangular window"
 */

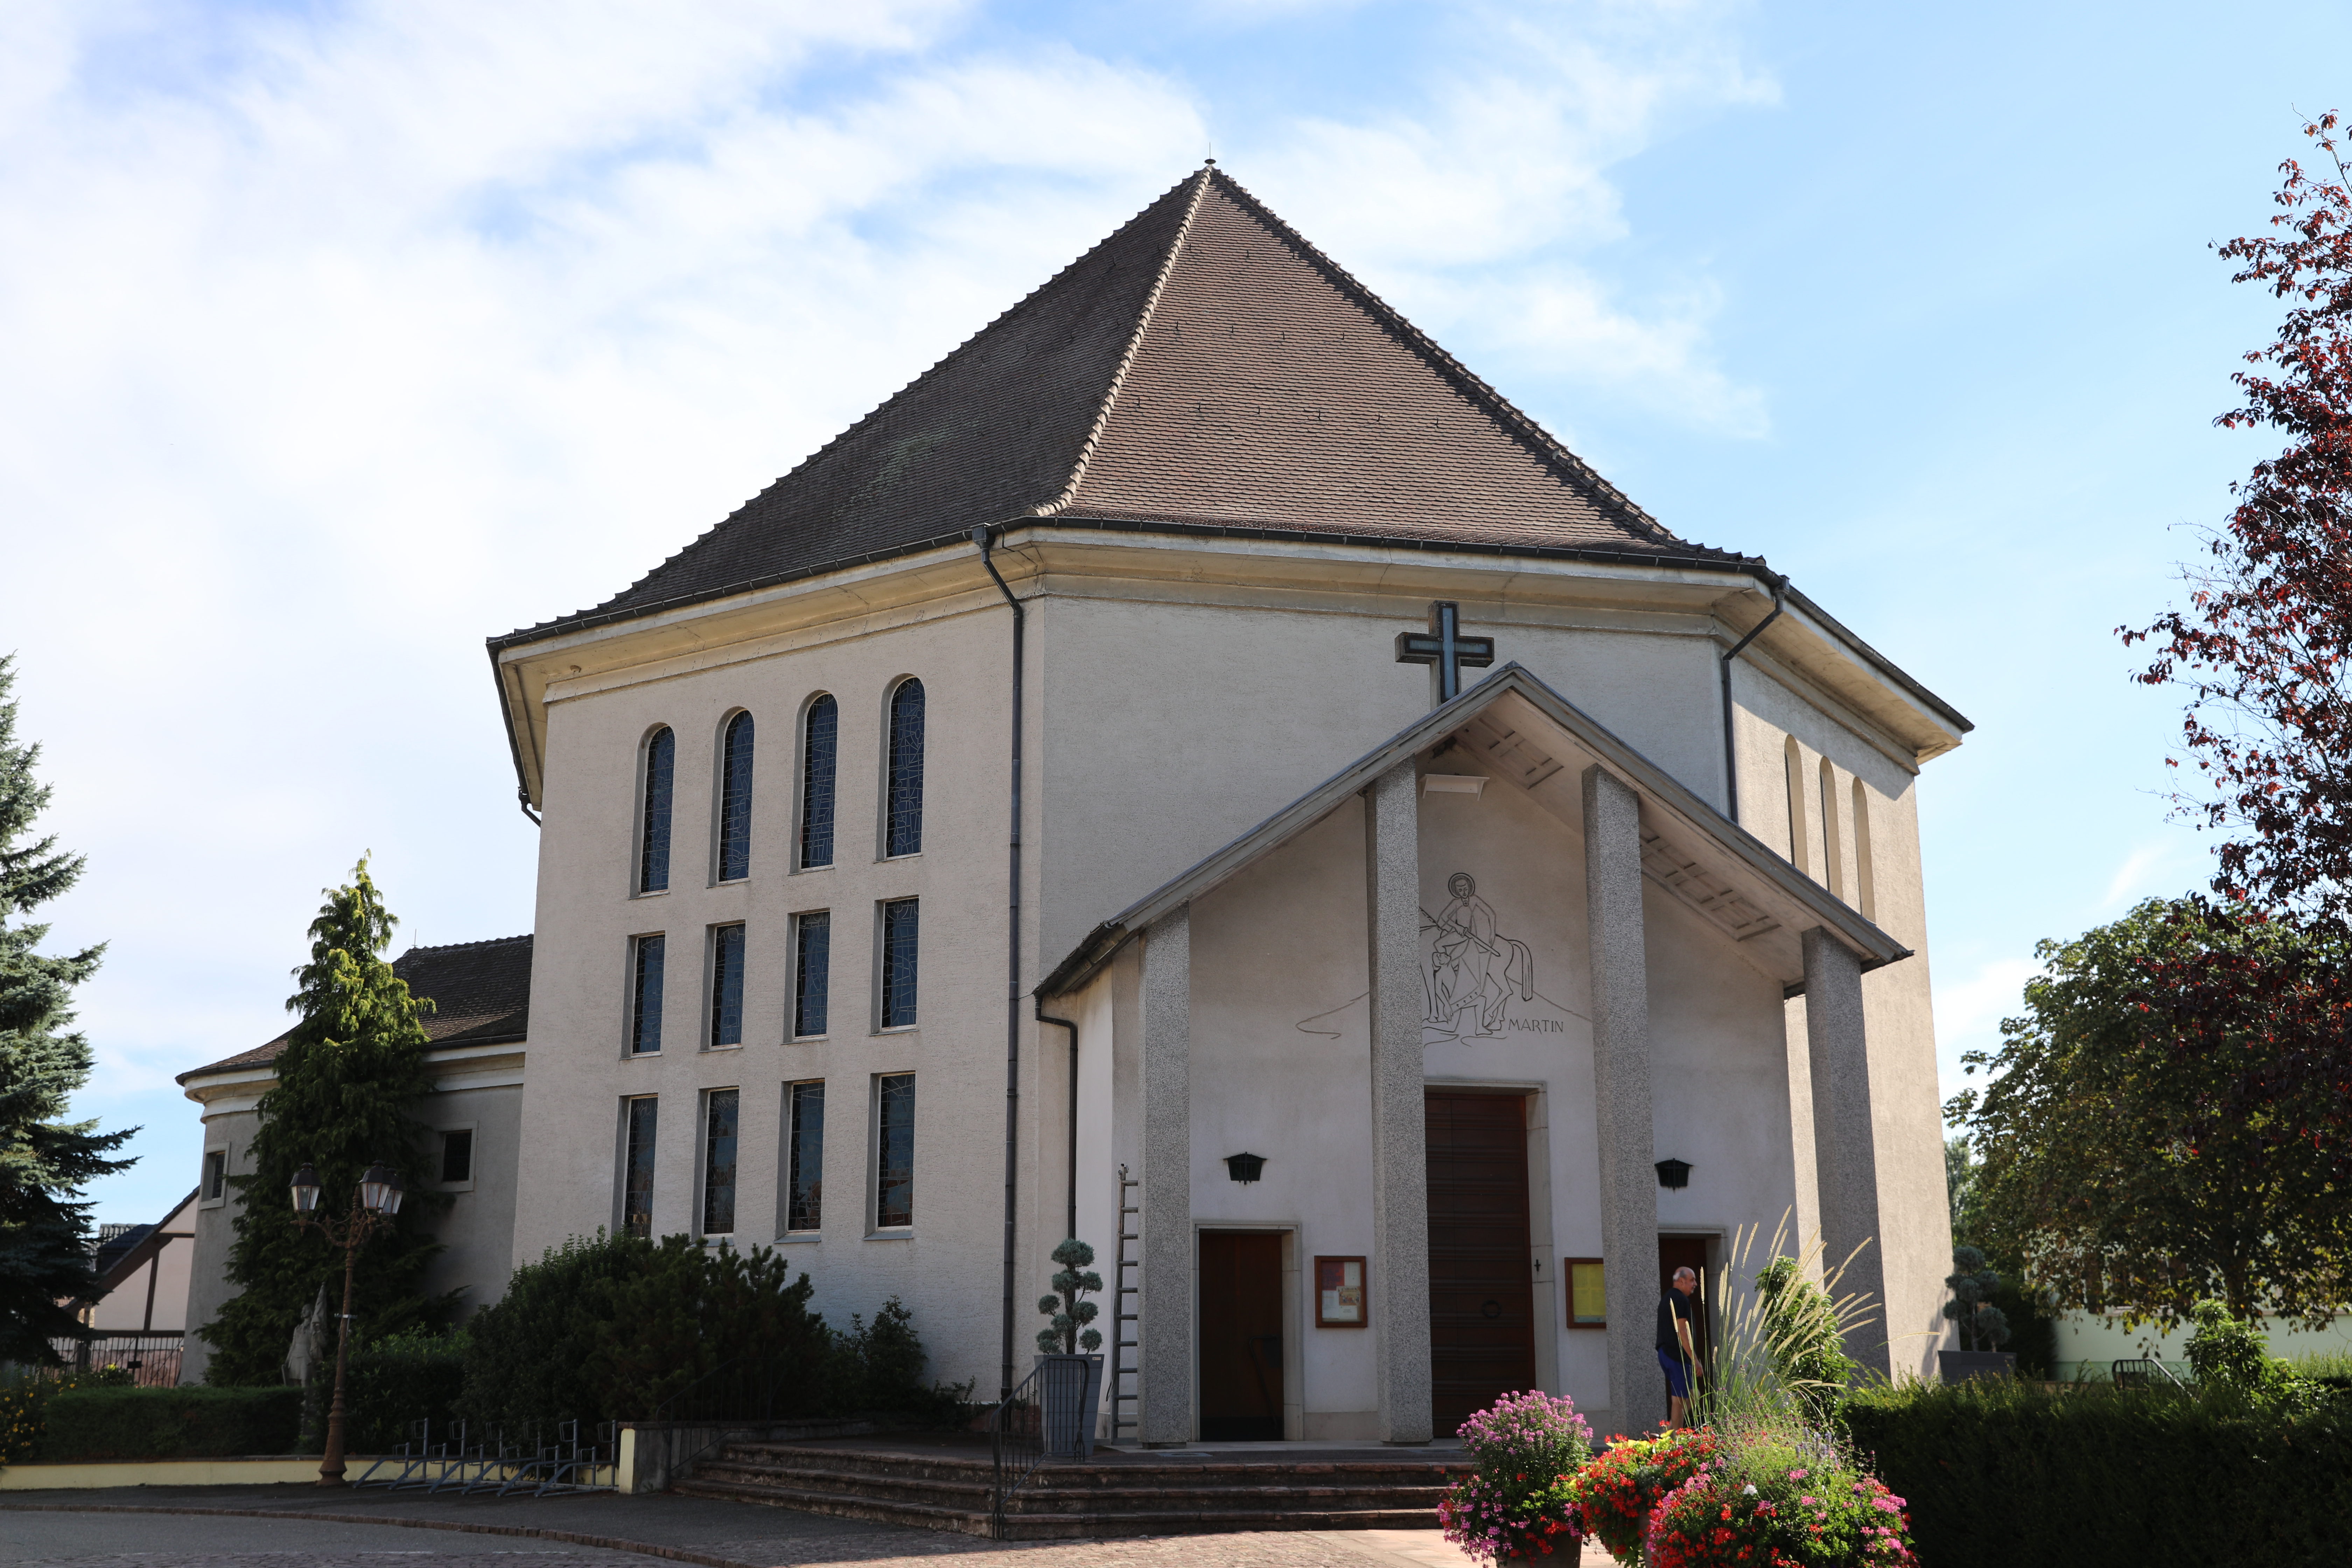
xmin=709 ymin=924 xmax=745 ymax=1048
xmin=440 ymin=1129 xmax=474 ymax=1185
xmin=702 ymin=1088 xmax=738 ymax=1236
xmin=794 ymin=911 xmax=830 ymax=1038
xmin=203 ymin=1149 xmax=227 ymax=1201
xmin=879 ymin=898 xmax=918 ymax=1029
xmin=875 ymin=1072 xmax=915 ymax=1229
xmin=623 ymin=1097 xmax=658 ymax=1238
xmin=631 ymin=934 xmax=666 ymax=1055
xmin=785 ymin=1080 xmax=825 ymax=1233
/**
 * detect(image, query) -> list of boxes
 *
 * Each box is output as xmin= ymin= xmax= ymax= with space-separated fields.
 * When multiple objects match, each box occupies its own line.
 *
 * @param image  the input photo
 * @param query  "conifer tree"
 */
xmin=0 ymin=655 xmax=134 ymax=1364
xmin=200 ymin=860 xmax=449 ymax=1384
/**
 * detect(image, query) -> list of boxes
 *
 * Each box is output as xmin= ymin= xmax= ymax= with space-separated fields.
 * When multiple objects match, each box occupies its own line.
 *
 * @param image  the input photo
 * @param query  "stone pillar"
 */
xmin=1137 ymin=905 xmax=1193 ymax=1446
xmin=1364 ymin=760 xmax=1433 ymax=1444
xmin=1801 ymin=927 xmax=1890 ymax=1377
xmin=1583 ymin=765 xmax=1662 ymax=1436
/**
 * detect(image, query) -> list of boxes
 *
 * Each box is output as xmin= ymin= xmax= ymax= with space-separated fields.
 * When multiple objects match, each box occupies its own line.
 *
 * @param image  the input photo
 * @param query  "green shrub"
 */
xmin=37 ymin=1386 xmax=305 ymax=1462
xmin=1841 ymin=1376 xmax=2352 ymax=1566
xmin=301 ymin=1329 xmax=466 ymax=1453
xmin=461 ymin=1231 xmax=933 ymax=1433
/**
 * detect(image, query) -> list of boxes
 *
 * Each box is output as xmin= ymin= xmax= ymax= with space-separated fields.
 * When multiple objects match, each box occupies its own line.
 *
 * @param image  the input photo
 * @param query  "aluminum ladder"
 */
xmin=1110 ymin=1163 xmax=1140 ymax=1439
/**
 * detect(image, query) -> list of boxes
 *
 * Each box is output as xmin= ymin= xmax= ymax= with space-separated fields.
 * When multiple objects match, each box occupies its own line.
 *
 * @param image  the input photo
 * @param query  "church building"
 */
xmin=180 ymin=167 xmax=1969 ymax=1441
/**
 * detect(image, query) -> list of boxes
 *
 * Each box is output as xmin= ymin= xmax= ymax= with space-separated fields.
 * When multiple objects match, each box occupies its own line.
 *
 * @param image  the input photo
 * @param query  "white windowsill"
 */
xmin=864 ymin=1229 xmax=915 ymax=1241
xmin=774 ymin=1233 xmax=821 ymax=1245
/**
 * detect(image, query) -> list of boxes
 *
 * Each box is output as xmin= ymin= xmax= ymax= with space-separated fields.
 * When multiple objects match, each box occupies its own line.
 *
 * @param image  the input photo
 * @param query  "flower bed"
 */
xmin=1568 ymin=1428 xmax=1718 ymax=1563
xmin=1646 ymin=1458 xmax=1915 ymax=1568
xmin=1435 ymin=1390 xmax=1594 ymax=1563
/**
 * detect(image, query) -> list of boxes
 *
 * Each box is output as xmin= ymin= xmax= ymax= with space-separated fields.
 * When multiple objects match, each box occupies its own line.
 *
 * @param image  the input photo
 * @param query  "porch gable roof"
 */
xmin=1036 ymin=662 xmax=1910 ymax=997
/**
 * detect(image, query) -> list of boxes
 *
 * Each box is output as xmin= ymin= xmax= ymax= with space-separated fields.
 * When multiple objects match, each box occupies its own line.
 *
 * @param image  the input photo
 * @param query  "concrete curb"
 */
xmin=0 ymin=1502 xmax=758 ymax=1568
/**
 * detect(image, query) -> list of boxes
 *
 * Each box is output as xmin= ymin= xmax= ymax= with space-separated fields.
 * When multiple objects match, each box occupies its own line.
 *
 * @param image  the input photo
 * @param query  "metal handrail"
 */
xmin=988 ymin=1364 xmax=1044 ymax=1539
xmin=2112 ymin=1357 xmax=2189 ymax=1390
xmin=986 ymin=1355 xmax=1097 ymax=1537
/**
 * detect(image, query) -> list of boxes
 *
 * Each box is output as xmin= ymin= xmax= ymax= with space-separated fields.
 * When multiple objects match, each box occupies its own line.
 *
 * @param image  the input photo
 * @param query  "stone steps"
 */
xmin=667 ymin=1440 xmax=1469 ymax=1541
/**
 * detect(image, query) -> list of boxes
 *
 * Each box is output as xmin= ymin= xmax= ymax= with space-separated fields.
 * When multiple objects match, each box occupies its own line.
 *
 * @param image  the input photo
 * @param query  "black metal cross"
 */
xmin=1395 ymin=600 xmax=1494 ymax=703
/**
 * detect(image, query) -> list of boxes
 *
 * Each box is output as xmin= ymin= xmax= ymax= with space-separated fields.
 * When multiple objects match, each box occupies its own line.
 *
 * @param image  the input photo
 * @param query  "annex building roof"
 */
xmin=493 ymin=165 xmax=1758 ymax=650
xmin=1037 ymin=664 xmax=1911 ymax=1000
xmin=177 ymin=934 xmax=533 ymax=1084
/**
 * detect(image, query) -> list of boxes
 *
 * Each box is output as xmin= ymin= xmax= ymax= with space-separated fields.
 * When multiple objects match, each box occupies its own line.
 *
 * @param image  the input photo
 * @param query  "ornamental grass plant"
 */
xmin=1569 ymin=1214 xmax=1916 ymax=1568
xmin=1435 ymin=1389 xmax=1595 ymax=1563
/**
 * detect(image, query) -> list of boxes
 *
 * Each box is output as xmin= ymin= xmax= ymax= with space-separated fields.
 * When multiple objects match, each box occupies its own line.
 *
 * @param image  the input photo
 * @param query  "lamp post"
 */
xmin=289 ymin=1160 xmax=404 ymax=1487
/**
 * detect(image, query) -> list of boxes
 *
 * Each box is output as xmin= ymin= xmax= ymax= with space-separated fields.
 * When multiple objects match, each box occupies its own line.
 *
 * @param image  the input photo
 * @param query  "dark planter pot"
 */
xmin=1033 ymin=1353 xmax=1105 ymax=1460
xmin=1938 ymin=1350 xmax=2017 ymax=1383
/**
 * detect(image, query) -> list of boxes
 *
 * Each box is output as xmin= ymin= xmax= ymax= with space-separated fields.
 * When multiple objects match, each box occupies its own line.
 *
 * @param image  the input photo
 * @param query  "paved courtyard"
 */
xmin=0 ymin=1488 xmax=1616 ymax=1568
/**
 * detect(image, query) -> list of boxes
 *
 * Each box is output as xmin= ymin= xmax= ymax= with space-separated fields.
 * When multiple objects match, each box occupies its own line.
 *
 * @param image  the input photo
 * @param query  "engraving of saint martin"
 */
xmin=1421 ymin=872 xmax=1538 ymax=1042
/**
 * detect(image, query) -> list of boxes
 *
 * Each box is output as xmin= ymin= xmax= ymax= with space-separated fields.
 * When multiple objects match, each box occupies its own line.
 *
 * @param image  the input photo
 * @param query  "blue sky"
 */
xmin=5 ymin=0 xmax=2342 ymax=1226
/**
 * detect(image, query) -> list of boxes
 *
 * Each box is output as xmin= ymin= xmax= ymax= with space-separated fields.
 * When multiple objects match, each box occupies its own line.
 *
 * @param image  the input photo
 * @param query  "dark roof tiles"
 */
xmin=499 ymin=168 xmax=1737 ymax=647
xmin=178 ymin=934 xmax=532 ymax=1083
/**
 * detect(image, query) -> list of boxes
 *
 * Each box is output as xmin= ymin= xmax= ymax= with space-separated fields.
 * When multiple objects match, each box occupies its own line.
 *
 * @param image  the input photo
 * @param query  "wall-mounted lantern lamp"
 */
xmin=1224 ymin=1152 xmax=1267 ymax=1184
xmin=1654 ymin=1158 xmax=1693 ymax=1191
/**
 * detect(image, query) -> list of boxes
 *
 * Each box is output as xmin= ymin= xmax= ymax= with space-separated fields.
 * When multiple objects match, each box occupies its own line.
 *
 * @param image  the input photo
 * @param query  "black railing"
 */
xmin=350 ymin=1417 xmax=615 ymax=1495
xmin=2112 ymin=1358 xmax=2190 ymax=1390
xmin=634 ymin=1355 xmax=798 ymax=1488
xmin=987 ymin=1357 xmax=1096 ymax=1537
xmin=48 ymin=1332 xmax=183 ymax=1387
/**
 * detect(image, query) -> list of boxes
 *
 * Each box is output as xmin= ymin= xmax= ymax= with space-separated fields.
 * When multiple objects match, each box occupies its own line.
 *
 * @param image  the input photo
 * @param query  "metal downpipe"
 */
xmin=975 ymin=527 xmax=1026 ymax=1404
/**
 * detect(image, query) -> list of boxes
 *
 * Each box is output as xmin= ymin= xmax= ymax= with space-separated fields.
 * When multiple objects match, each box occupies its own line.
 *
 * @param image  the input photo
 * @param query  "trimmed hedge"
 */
xmin=301 ymin=1331 xmax=464 ymax=1454
xmin=1842 ymin=1377 xmax=2352 ymax=1567
xmin=37 ymin=1386 xmax=305 ymax=1462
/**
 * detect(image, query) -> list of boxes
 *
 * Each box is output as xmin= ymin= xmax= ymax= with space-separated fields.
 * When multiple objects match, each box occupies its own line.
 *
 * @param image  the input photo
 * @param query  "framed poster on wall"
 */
xmin=1315 ymin=1255 xmax=1367 ymax=1326
xmin=1565 ymin=1258 xmax=1606 ymax=1328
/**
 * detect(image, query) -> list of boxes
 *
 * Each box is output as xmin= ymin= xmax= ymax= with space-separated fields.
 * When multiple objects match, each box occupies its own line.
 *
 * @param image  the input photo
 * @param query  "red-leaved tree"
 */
xmin=2124 ymin=114 xmax=2352 ymax=920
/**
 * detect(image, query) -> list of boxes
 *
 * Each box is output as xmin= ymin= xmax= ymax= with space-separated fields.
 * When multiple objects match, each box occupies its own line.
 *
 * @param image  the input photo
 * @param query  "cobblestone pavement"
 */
xmin=0 ymin=1510 xmax=662 ymax=1565
xmin=0 ymin=1491 xmax=1619 ymax=1568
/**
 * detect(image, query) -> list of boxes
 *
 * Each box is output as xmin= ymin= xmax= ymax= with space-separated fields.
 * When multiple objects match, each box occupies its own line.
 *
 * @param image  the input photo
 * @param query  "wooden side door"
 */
xmin=1197 ymin=1230 xmax=1284 ymax=1440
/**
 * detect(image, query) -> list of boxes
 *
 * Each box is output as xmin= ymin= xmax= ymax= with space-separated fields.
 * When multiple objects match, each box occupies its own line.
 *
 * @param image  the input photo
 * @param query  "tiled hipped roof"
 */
xmin=499 ymin=168 xmax=1748 ymax=645
xmin=177 ymin=935 xmax=533 ymax=1083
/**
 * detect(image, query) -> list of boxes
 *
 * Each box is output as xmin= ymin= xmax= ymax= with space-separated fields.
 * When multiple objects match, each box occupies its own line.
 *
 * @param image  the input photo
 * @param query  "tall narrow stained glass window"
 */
xmin=800 ymin=695 xmax=837 ymax=869
xmin=880 ymin=899 xmax=919 ymax=1029
xmin=875 ymin=1073 xmax=915 ymax=1229
xmin=623 ymin=1097 xmax=658 ymax=1239
xmin=640 ymin=728 xmax=675 ymax=893
xmin=785 ymin=1081 xmax=825 ymax=1232
xmin=701 ymin=1088 xmax=738 ymax=1235
xmin=718 ymin=712 xmax=755 ymax=881
xmin=630 ymin=934 xmax=666 ymax=1055
xmin=709 ymin=924 xmax=745 ymax=1048
xmin=794 ymin=911 xmax=830 ymax=1038
xmin=885 ymin=679 xmax=925 ymax=858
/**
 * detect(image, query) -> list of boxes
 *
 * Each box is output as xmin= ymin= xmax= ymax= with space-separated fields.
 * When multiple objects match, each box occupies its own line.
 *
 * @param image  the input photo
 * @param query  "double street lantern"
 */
xmin=289 ymin=1160 xmax=405 ymax=1488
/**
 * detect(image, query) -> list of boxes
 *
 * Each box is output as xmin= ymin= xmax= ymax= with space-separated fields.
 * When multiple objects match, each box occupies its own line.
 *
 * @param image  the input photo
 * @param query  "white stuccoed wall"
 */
xmin=499 ymin=531 xmax=1958 ymax=1401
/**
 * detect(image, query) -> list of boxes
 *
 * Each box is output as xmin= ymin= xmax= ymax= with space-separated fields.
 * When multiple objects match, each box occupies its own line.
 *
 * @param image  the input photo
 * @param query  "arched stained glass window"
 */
xmin=718 ymin=711 xmax=755 ymax=881
xmin=800 ymin=696 xmax=837 ymax=869
xmin=640 ymin=727 xmax=675 ymax=893
xmin=886 ymin=679 xmax=925 ymax=858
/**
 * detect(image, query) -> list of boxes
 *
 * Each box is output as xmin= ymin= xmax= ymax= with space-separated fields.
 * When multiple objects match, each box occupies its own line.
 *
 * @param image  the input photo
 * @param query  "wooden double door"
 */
xmin=1426 ymin=1090 xmax=1538 ymax=1434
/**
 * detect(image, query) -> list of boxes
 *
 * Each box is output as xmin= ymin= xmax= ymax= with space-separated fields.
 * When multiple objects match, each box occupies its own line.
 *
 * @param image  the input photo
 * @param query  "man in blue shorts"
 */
xmin=1656 ymin=1266 xmax=1702 ymax=1426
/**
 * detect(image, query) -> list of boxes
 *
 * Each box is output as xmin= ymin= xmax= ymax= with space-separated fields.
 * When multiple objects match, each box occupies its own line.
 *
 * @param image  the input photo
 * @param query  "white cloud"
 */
xmin=1933 ymin=955 xmax=2042 ymax=1100
xmin=2 ymin=0 xmax=1771 ymax=1219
